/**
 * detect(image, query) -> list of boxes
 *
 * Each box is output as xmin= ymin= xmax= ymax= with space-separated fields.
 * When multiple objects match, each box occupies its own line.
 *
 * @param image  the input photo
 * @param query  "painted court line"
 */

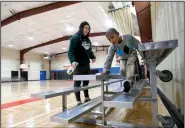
xmin=7 ymin=95 xmax=97 ymax=127
xmin=9 ymin=107 xmax=63 ymax=127
xmin=10 ymin=101 xmax=76 ymax=127
xmin=1 ymin=98 xmax=42 ymax=109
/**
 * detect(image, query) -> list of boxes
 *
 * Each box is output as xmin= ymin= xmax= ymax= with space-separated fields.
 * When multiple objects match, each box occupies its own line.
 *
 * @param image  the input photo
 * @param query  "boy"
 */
xmin=102 ymin=28 xmax=141 ymax=92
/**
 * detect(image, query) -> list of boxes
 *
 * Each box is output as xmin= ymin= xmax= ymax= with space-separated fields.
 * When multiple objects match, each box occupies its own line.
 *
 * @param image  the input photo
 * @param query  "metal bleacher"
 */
xmin=31 ymin=39 xmax=178 ymax=128
xmin=31 ymin=79 xmax=122 ymax=99
xmin=51 ymin=97 xmax=102 ymax=124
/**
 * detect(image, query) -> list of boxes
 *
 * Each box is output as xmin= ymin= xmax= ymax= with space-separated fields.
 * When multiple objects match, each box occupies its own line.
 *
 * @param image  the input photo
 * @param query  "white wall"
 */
xmin=43 ymin=60 xmax=50 ymax=79
xmin=91 ymin=50 xmax=118 ymax=68
xmin=150 ymin=2 xmax=184 ymax=114
xmin=1 ymin=47 xmax=50 ymax=80
xmin=24 ymin=52 xmax=45 ymax=80
xmin=51 ymin=54 xmax=69 ymax=70
xmin=51 ymin=50 xmax=118 ymax=70
xmin=1 ymin=47 xmax=20 ymax=79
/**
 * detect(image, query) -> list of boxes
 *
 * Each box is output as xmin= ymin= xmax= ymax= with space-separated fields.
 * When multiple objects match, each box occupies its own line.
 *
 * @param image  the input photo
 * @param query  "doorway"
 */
xmin=21 ymin=71 xmax=28 ymax=81
xmin=40 ymin=71 xmax=46 ymax=80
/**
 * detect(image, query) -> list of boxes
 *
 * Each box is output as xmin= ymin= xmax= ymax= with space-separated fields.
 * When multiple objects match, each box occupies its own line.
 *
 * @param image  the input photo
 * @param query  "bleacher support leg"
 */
xmin=105 ymin=84 xmax=108 ymax=92
xmin=62 ymin=95 xmax=67 ymax=111
xmin=120 ymin=81 xmax=122 ymax=87
xmin=149 ymin=59 xmax=158 ymax=127
xmin=101 ymin=80 xmax=106 ymax=125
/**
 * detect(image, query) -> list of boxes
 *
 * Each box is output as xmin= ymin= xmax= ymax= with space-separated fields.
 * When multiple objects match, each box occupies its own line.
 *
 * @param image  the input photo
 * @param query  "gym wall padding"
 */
xmin=150 ymin=2 xmax=184 ymax=115
xmin=50 ymin=67 xmax=121 ymax=80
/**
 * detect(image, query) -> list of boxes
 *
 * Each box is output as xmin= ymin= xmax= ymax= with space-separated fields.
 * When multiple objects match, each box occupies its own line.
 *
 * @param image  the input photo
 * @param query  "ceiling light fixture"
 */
xmin=60 ymin=20 xmax=64 ymax=23
xmin=93 ymin=42 xmax=99 ymax=46
xmin=104 ymin=14 xmax=108 ymax=18
xmin=98 ymin=6 xmax=104 ymax=12
xmin=62 ymin=48 xmax=66 ymax=50
xmin=66 ymin=25 xmax=75 ymax=32
xmin=105 ymin=19 xmax=113 ymax=27
xmin=66 ymin=15 xmax=71 ymax=18
xmin=28 ymin=37 xmax=34 ymax=40
xmin=45 ymin=51 xmax=49 ymax=54
xmin=8 ymin=44 xmax=13 ymax=47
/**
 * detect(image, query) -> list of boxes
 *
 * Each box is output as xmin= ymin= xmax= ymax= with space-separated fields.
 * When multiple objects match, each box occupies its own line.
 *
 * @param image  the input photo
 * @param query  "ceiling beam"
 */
xmin=92 ymin=45 xmax=110 ymax=48
xmin=134 ymin=2 xmax=152 ymax=43
xmin=1 ymin=1 xmax=81 ymax=27
xmin=56 ymin=52 xmax=68 ymax=56
xmin=55 ymin=45 xmax=110 ymax=56
xmin=21 ymin=32 xmax=106 ymax=53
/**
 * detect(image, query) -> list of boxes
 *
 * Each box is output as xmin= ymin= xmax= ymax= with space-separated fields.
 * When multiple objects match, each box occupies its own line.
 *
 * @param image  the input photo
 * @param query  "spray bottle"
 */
xmin=67 ymin=62 xmax=78 ymax=75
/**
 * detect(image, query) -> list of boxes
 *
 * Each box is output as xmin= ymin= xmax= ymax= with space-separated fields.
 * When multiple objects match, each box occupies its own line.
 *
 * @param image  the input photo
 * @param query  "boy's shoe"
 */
xmin=123 ymin=81 xmax=131 ymax=93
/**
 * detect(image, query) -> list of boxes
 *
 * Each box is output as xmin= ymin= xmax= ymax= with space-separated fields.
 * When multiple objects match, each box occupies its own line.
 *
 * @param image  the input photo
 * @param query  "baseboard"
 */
xmin=157 ymin=86 xmax=184 ymax=128
xmin=28 ymin=79 xmax=51 ymax=81
xmin=1 ymin=81 xmax=12 ymax=83
xmin=1 ymin=79 xmax=52 ymax=83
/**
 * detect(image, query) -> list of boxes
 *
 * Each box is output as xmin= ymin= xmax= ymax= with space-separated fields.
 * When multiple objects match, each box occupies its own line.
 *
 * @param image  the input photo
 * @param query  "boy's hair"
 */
xmin=106 ymin=28 xmax=119 ymax=37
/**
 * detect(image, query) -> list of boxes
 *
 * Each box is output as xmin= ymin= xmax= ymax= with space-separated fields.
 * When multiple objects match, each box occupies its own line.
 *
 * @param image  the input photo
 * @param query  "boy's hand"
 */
xmin=120 ymin=69 xmax=126 ymax=77
xmin=101 ymin=70 xmax=110 ymax=75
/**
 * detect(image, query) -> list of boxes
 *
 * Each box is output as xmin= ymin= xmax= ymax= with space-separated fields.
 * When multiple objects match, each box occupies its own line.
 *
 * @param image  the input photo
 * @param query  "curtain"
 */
xmin=108 ymin=7 xmax=134 ymax=36
xmin=108 ymin=7 xmax=134 ymax=65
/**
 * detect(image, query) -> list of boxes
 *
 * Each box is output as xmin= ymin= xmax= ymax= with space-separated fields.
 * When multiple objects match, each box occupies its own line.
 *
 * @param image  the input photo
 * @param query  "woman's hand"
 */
xmin=71 ymin=62 xmax=78 ymax=69
xmin=92 ymin=59 xmax=96 ymax=63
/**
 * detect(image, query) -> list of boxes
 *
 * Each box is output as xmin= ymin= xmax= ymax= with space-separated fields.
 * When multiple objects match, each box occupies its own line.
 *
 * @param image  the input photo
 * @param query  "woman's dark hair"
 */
xmin=78 ymin=21 xmax=91 ymax=39
xmin=106 ymin=28 xmax=119 ymax=37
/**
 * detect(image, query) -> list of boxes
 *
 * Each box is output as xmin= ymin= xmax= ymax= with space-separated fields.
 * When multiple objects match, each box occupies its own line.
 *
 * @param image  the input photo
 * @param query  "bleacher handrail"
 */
xmin=31 ymin=79 xmax=123 ymax=99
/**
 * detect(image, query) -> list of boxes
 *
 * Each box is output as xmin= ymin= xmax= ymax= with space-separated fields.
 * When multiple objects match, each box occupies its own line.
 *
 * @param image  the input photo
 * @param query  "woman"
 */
xmin=68 ymin=21 xmax=96 ymax=105
xmin=102 ymin=28 xmax=141 ymax=92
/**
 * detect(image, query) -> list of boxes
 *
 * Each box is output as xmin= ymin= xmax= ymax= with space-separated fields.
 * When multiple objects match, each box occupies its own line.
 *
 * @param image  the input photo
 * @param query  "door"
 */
xmin=11 ymin=71 xmax=19 ymax=81
xmin=21 ymin=71 xmax=28 ymax=81
xmin=11 ymin=71 xmax=18 ymax=78
xmin=40 ymin=71 xmax=46 ymax=80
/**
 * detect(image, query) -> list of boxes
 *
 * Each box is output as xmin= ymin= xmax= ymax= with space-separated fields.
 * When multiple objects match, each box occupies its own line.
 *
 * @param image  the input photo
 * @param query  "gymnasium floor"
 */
xmin=1 ymin=80 xmax=170 ymax=128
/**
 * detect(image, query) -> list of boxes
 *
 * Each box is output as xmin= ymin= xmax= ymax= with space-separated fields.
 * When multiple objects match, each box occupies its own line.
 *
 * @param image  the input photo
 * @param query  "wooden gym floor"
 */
xmin=1 ymin=80 xmax=171 ymax=128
